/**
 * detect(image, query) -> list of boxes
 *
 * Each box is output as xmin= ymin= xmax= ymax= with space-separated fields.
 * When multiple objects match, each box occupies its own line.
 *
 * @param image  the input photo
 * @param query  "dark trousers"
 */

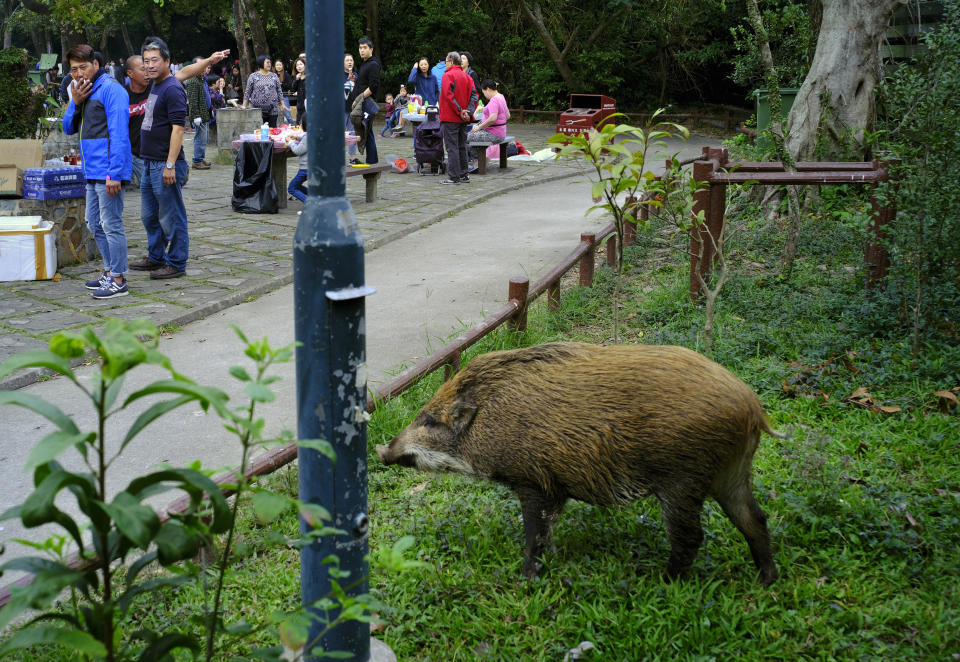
xmin=441 ymin=121 xmax=468 ymax=180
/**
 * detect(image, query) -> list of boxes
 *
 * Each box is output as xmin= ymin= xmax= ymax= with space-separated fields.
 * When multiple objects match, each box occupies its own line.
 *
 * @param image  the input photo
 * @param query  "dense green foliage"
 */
xmin=729 ymin=0 xmax=815 ymax=88
xmin=0 ymin=47 xmax=47 ymax=139
xmin=5 ymin=0 xmax=759 ymax=111
xmin=0 ymin=322 xmax=400 ymax=661
xmin=876 ymin=0 xmax=960 ymax=355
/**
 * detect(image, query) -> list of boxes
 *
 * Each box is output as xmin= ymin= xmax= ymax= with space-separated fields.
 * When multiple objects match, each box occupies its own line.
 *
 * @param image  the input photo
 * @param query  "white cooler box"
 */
xmin=0 ymin=216 xmax=58 ymax=281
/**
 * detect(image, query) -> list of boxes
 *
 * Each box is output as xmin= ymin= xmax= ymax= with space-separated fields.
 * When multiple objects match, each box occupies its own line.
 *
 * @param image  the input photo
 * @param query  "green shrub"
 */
xmin=0 ymin=47 xmax=47 ymax=139
xmin=877 ymin=0 xmax=960 ymax=352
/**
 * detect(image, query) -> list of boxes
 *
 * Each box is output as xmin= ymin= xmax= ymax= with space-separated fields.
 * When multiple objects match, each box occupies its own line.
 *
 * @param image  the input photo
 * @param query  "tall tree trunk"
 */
xmin=233 ymin=0 xmax=253 ymax=84
xmin=2 ymin=0 xmax=13 ymax=49
xmin=365 ymin=0 xmax=379 ymax=50
xmin=242 ymin=0 xmax=270 ymax=58
xmin=30 ymin=27 xmax=43 ymax=55
xmin=785 ymin=0 xmax=906 ymax=161
xmin=120 ymin=23 xmax=135 ymax=58
xmin=747 ymin=0 xmax=805 ymax=276
xmin=98 ymin=29 xmax=109 ymax=59
xmin=287 ymin=0 xmax=304 ymax=54
xmin=519 ymin=1 xmax=582 ymax=91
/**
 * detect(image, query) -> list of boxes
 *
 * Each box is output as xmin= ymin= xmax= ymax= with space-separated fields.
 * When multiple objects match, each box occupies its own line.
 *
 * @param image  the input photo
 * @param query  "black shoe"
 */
xmin=459 ymin=175 xmax=471 ymax=183
xmin=129 ymin=256 xmax=164 ymax=271
xmin=149 ymin=265 xmax=186 ymax=280
xmin=349 ymin=158 xmax=361 ymax=165
xmin=440 ymin=178 xmax=459 ymax=185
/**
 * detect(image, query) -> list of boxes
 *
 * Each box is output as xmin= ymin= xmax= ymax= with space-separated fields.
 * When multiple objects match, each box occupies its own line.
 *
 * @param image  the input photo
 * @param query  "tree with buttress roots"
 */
xmin=785 ymin=0 xmax=907 ymax=161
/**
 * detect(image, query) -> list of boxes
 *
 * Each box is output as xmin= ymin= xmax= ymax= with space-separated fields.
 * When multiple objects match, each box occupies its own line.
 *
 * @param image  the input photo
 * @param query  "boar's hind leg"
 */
xmin=713 ymin=480 xmax=778 ymax=585
xmin=515 ymin=487 xmax=566 ymax=578
xmin=658 ymin=494 xmax=706 ymax=581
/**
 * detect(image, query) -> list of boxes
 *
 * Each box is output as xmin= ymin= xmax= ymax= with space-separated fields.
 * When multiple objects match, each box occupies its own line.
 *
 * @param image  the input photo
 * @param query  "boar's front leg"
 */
xmin=515 ymin=487 xmax=566 ymax=578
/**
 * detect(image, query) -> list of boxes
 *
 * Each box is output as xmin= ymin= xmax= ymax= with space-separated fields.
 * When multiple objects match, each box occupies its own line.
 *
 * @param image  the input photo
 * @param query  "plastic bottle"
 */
xmin=260 ymin=123 xmax=269 ymax=141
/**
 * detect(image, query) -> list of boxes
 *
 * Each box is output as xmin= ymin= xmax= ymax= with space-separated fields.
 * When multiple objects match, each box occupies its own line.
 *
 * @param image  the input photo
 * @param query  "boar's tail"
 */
xmin=760 ymin=414 xmax=789 ymax=440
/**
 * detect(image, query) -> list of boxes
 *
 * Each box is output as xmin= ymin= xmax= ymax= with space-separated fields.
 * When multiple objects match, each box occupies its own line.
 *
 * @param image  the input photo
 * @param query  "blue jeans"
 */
xmin=131 ymin=156 xmax=144 ymax=189
xmin=85 ymin=181 xmax=127 ymax=276
xmin=141 ymin=160 xmax=189 ymax=270
xmin=288 ymin=168 xmax=307 ymax=203
xmin=380 ymin=109 xmax=402 ymax=135
xmin=282 ymin=97 xmax=294 ymax=124
xmin=192 ymin=121 xmax=208 ymax=165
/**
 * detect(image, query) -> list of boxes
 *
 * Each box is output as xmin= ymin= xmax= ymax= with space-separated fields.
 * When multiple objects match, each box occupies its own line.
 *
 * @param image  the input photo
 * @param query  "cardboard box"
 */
xmin=0 ymin=139 xmax=45 ymax=170
xmin=0 ymin=220 xmax=57 ymax=281
xmin=0 ymin=139 xmax=44 ymax=198
xmin=22 ymin=185 xmax=85 ymax=200
xmin=0 ymin=165 xmax=23 ymax=197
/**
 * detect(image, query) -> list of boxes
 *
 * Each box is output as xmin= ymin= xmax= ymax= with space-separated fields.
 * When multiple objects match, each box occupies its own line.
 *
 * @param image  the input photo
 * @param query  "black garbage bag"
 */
xmin=232 ymin=141 xmax=279 ymax=214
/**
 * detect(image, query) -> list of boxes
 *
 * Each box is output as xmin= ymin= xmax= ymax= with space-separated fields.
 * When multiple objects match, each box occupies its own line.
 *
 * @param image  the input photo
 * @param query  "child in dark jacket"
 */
xmin=379 ymin=93 xmax=396 ymax=137
xmin=287 ymin=113 xmax=308 ymax=203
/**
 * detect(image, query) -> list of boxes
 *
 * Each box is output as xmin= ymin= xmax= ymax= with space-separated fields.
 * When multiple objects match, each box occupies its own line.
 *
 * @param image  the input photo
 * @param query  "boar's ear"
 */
xmin=449 ymin=399 xmax=478 ymax=435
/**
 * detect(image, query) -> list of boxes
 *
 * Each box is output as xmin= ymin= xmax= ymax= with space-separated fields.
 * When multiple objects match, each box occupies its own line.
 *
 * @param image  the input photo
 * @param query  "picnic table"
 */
xmin=232 ymin=135 xmax=388 ymax=207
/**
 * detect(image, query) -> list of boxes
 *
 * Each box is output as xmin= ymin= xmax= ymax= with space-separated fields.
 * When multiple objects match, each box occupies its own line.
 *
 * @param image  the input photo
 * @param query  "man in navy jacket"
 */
xmin=62 ymin=44 xmax=133 ymax=299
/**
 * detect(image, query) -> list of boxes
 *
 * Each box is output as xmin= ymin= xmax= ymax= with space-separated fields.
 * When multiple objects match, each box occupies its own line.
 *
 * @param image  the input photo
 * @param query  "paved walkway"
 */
xmin=1 ymin=125 xmax=582 ymax=389
xmin=0 ymin=127 xmax=721 ymax=578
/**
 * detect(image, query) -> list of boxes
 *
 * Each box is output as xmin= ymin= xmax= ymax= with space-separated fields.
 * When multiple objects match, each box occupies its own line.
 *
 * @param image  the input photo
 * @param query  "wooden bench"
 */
xmin=346 ymin=163 xmax=393 ymax=202
xmin=469 ymin=135 xmax=515 ymax=175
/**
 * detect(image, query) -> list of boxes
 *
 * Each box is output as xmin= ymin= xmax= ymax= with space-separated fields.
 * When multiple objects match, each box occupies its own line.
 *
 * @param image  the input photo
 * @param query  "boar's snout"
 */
xmin=376 ymin=438 xmax=418 ymax=468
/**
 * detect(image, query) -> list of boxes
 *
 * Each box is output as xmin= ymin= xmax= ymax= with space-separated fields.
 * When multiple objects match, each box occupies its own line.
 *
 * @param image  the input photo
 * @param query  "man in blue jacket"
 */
xmin=62 ymin=44 xmax=133 ymax=299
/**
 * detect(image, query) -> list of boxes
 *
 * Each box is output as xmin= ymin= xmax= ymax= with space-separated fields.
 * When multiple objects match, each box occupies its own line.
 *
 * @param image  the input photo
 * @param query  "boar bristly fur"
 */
xmin=376 ymin=342 xmax=780 ymax=585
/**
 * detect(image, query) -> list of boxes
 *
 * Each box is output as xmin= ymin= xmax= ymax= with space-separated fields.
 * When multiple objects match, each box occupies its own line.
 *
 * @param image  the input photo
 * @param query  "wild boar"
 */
xmin=376 ymin=342 xmax=780 ymax=585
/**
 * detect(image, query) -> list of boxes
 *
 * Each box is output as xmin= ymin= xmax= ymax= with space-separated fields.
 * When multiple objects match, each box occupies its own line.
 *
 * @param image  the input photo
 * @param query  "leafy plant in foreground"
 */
xmin=0 ymin=319 xmax=381 ymax=660
xmin=547 ymin=111 xmax=690 ymax=341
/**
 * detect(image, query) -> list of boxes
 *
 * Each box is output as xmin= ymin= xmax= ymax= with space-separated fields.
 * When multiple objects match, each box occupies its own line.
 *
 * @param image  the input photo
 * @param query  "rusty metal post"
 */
xmin=689 ymin=160 xmax=715 ymax=300
xmin=605 ymin=234 xmax=617 ymax=268
xmin=508 ymin=277 xmax=529 ymax=332
xmin=623 ymin=196 xmax=638 ymax=246
xmin=865 ymin=159 xmax=898 ymax=289
xmin=579 ymin=233 xmax=596 ymax=287
xmin=548 ymin=281 xmax=561 ymax=311
xmin=443 ymin=350 xmax=460 ymax=381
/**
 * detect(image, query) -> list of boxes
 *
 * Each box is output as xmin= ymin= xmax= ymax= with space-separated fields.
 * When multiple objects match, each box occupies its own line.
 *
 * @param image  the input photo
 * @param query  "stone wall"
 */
xmin=215 ymin=108 xmax=262 ymax=155
xmin=0 ymin=197 xmax=94 ymax=267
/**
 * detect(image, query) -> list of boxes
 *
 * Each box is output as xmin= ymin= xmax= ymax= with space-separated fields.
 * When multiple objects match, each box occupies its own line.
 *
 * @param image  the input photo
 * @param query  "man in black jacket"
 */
xmin=345 ymin=36 xmax=380 ymax=165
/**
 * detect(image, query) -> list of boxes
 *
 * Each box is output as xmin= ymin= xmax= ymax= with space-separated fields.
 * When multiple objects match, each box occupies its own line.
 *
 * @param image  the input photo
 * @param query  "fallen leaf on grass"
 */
xmin=564 ymin=641 xmax=596 ymax=661
xmin=935 ymin=489 xmax=960 ymax=498
xmin=409 ymin=481 xmax=429 ymax=495
xmin=844 ymin=387 xmax=901 ymax=413
xmin=934 ymin=390 xmax=958 ymax=413
xmin=904 ymin=511 xmax=919 ymax=528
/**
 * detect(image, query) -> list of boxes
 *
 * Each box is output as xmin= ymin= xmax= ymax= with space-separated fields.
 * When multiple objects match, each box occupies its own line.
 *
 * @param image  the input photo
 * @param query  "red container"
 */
xmin=556 ymin=94 xmax=616 ymax=136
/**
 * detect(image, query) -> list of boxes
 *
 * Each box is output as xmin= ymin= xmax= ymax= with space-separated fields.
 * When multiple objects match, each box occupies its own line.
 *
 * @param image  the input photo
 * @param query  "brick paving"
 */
xmin=0 ymin=124 xmax=583 ymax=388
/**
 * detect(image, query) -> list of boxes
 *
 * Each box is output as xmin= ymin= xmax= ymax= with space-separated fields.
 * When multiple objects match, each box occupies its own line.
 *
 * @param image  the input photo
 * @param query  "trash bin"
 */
xmin=556 ymin=94 xmax=616 ymax=137
xmin=232 ymin=141 xmax=279 ymax=214
xmin=753 ymin=88 xmax=799 ymax=133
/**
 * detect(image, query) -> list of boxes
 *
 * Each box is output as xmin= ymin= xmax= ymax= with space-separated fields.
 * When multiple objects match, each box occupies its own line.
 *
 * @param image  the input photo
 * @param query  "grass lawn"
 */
xmin=6 ymin=186 xmax=959 ymax=661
